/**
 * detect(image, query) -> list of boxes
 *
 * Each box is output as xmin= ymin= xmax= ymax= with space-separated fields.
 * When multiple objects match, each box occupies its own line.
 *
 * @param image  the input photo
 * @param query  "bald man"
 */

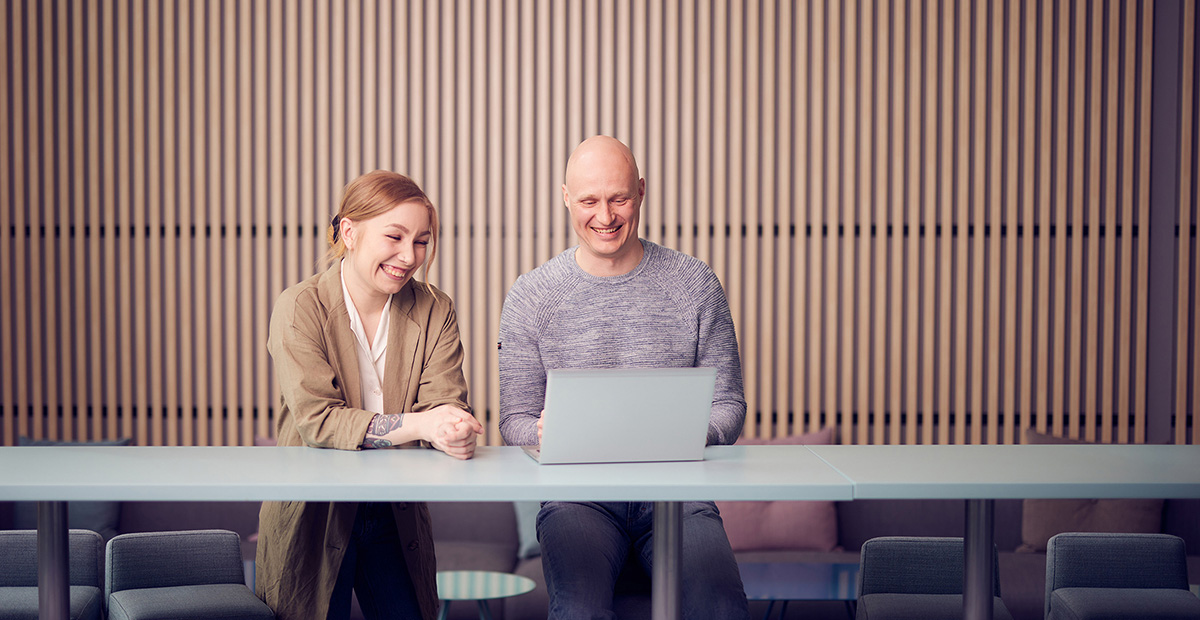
xmin=498 ymin=136 xmax=750 ymax=620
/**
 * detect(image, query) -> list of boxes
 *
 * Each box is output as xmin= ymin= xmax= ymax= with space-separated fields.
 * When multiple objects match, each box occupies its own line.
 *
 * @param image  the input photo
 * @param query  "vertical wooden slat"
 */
xmin=1067 ymin=0 xmax=1086 ymax=440
xmin=12 ymin=0 xmax=29 ymax=442
xmin=921 ymin=0 xmax=938 ymax=445
xmin=905 ymin=0 xmax=920 ymax=445
xmin=251 ymin=0 xmax=269 ymax=444
xmin=264 ymin=0 xmax=284 ymax=443
xmin=519 ymin=0 xmax=534 ymax=285
xmin=439 ymin=0 xmax=456 ymax=299
xmin=179 ymin=0 xmax=196 ymax=447
xmin=952 ymin=0 xmax=969 ymax=445
xmin=1083 ymin=0 xmax=1103 ymax=443
xmin=817 ymin=0 xmax=833 ymax=439
xmin=29 ymin=0 xmax=44 ymax=442
xmin=937 ymin=0 xmax=954 ymax=445
xmin=983 ymin=0 xmax=999 ymax=446
xmin=857 ymin=0 xmax=873 ymax=445
xmin=834 ymin=0 xmax=852 ymax=444
xmin=147 ymin=0 xmax=163 ymax=445
xmin=809 ymin=0 xmax=825 ymax=436
xmin=968 ymin=0 xmax=985 ymax=445
xmin=199 ymin=0 xmax=219 ymax=446
xmin=52 ymin=0 xmax=69 ymax=441
xmin=891 ymin=0 xmax=907 ymax=443
xmin=1177 ymin=0 xmax=1196 ymax=446
xmin=873 ymin=0 xmax=890 ymax=445
xmin=302 ymin=0 xmax=318 ymax=277
xmin=1116 ymin=0 xmax=1136 ymax=445
xmin=1051 ymin=0 xmax=1070 ymax=439
xmin=162 ymin=0 xmax=179 ymax=445
xmin=759 ymin=0 xmax=777 ymax=437
xmin=776 ymin=0 xmax=793 ymax=436
xmin=1019 ymin=0 xmax=1037 ymax=440
xmin=664 ymin=0 xmax=682 ymax=256
xmin=486 ymin=0 xmax=503 ymax=443
xmin=0 ymin=0 xmax=13 ymax=445
xmin=748 ymin=0 xmax=768 ymax=436
xmin=1035 ymin=0 xmax=1053 ymax=437
xmin=222 ymin=0 xmax=238 ymax=446
xmin=842 ymin=0 xmax=859 ymax=443
xmin=1134 ymin=1 xmax=1154 ymax=444
xmin=1002 ymin=0 xmax=1020 ymax=444
xmin=711 ymin=0 xmax=727 ymax=296
xmin=132 ymin=0 xmax=147 ymax=446
xmin=793 ymin=0 xmax=810 ymax=437
xmin=55 ymin=0 xmax=73 ymax=441
xmin=116 ymin=0 xmax=133 ymax=442
xmin=71 ymin=0 xmax=87 ymax=440
xmin=1100 ymin=0 xmax=1120 ymax=443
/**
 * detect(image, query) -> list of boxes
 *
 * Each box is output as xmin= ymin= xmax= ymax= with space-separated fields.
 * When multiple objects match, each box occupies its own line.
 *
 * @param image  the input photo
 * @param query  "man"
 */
xmin=498 ymin=135 xmax=750 ymax=620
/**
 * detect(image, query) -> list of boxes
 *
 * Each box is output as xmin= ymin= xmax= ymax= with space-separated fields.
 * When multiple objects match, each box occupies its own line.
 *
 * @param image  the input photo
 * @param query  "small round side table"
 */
xmin=436 ymin=570 xmax=536 ymax=620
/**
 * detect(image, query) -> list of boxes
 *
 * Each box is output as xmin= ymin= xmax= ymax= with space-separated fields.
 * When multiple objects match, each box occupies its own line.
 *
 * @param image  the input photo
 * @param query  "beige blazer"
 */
xmin=256 ymin=263 xmax=470 ymax=620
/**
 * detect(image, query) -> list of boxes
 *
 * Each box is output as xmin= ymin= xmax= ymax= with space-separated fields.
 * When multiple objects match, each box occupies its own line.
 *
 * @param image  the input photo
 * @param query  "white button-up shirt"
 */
xmin=340 ymin=260 xmax=391 ymax=415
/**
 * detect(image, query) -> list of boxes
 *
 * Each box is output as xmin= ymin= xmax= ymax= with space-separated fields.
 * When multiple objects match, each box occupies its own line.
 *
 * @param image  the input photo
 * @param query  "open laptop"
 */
xmin=522 ymin=367 xmax=717 ymax=465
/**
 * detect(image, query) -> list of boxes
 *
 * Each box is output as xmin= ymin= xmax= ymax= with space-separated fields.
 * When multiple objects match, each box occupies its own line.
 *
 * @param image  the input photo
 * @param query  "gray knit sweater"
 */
xmin=498 ymin=239 xmax=746 ymax=447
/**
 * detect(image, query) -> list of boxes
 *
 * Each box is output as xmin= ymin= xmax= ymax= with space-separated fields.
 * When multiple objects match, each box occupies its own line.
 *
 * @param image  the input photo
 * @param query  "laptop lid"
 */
xmin=532 ymin=367 xmax=717 ymax=465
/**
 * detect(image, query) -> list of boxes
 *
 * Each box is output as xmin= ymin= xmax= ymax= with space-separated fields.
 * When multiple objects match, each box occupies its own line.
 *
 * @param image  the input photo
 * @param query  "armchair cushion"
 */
xmin=107 ymin=584 xmax=274 ymax=620
xmin=856 ymin=593 xmax=1014 ymax=620
xmin=1048 ymin=588 xmax=1200 ymax=620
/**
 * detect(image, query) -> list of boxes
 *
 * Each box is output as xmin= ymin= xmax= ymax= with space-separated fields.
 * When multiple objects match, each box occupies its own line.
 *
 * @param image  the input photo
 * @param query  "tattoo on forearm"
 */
xmin=367 ymin=413 xmax=405 ymax=436
xmin=363 ymin=413 xmax=405 ymax=450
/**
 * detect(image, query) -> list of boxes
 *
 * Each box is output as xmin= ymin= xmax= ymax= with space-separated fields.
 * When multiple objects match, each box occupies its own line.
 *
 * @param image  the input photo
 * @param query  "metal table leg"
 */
xmin=652 ymin=501 xmax=683 ymax=620
xmin=964 ymin=499 xmax=995 ymax=620
xmin=38 ymin=501 xmax=70 ymax=620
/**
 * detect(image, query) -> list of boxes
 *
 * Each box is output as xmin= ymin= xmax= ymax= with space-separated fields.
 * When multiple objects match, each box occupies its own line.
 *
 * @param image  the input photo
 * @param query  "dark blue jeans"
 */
xmin=327 ymin=502 xmax=423 ymax=620
xmin=537 ymin=501 xmax=750 ymax=620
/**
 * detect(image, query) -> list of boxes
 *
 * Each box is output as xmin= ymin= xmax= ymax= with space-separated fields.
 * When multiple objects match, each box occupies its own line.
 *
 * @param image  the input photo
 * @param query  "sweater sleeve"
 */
xmin=497 ymin=276 xmax=545 ymax=446
xmin=695 ymin=269 xmax=747 ymax=445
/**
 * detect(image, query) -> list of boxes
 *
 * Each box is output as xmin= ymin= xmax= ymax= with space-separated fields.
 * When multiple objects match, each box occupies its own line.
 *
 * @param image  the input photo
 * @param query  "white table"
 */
xmin=0 ymin=444 xmax=852 ymax=620
xmin=809 ymin=444 xmax=1200 ymax=620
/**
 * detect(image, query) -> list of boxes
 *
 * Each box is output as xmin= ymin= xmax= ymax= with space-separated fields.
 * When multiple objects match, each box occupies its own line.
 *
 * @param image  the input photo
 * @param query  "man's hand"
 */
xmin=537 ymin=409 xmax=545 ymax=444
xmin=417 ymin=404 xmax=484 ymax=460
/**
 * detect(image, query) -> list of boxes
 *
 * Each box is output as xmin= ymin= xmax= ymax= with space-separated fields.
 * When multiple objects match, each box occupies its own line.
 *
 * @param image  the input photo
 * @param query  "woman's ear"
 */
xmin=340 ymin=218 xmax=355 ymax=250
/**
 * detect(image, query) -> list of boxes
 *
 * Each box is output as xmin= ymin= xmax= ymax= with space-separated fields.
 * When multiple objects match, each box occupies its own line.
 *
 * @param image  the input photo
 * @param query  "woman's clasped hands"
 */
xmin=415 ymin=404 xmax=483 ymax=460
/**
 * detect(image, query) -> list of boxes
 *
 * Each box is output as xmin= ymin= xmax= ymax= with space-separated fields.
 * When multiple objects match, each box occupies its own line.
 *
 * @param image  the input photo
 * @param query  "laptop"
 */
xmin=522 ymin=367 xmax=717 ymax=465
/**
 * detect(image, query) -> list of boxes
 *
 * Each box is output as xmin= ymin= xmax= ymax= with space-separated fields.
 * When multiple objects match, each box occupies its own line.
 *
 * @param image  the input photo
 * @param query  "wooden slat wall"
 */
xmin=2 ymin=0 xmax=1195 ymax=447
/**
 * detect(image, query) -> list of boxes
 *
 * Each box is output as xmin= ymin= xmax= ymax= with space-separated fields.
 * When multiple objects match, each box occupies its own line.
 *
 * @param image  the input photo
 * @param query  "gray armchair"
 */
xmin=1045 ymin=532 xmax=1200 ymax=620
xmin=105 ymin=529 xmax=274 ymax=620
xmin=0 ymin=529 xmax=103 ymax=620
xmin=856 ymin=536 xmax=1013 ymax=620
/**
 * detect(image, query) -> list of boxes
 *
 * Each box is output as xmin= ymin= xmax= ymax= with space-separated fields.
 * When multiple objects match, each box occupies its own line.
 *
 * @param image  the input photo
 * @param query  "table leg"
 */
xmin=476 ymin=599 xmax=493 ymax=620
xmin=652 ymin=500 xmax=683 ymax=620
xmin=964 ymin=499 xmax=995 ymax=620
xmin=438 ymin=600 xmax=450 ymax=620
xmin=38 ymin=501 xmax=70 ymax=620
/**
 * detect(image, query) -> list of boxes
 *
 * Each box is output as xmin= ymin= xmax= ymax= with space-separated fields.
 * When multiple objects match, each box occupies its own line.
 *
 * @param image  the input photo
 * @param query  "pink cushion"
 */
xmin=715 ymin=427 xmax=840 ymax=552
xmin=1017 ymin=428 xmax=1164 ymax=552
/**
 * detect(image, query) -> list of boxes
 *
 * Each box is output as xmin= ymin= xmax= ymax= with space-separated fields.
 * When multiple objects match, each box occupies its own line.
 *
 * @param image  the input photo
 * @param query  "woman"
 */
xmin=258 ymin=170 xmax=483 ymax=620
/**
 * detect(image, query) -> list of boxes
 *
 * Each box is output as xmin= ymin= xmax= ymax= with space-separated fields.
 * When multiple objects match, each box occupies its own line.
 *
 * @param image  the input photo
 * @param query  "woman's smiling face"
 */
xmin=342 ymin=199 xmax=431 ymax=302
